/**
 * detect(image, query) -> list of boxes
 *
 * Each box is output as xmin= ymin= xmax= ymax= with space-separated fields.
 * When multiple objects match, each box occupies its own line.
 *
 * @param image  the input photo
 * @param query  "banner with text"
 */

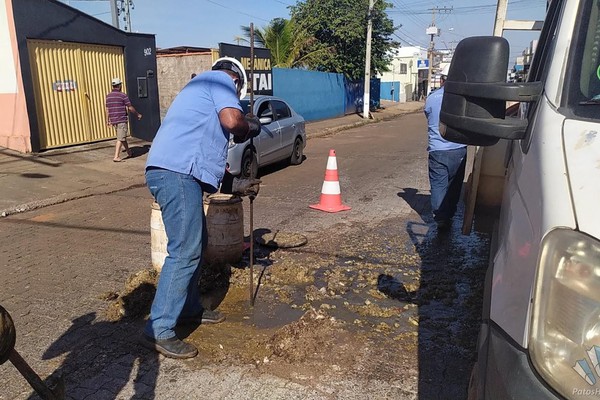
xmin=218 ymin=43 xmax=273 ymax=96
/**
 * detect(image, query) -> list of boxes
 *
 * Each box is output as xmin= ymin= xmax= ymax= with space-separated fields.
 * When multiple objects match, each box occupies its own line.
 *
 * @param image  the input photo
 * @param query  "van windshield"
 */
xmin=567 ymin=0 xmax=600 ymax=119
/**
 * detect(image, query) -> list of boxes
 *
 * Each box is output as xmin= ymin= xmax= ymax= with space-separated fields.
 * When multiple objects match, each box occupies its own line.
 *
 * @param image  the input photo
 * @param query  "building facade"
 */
xmin=1 ymin=0 xmax=160 ymax=153
xmin=378 ymin=46 xmax=427 ymax=102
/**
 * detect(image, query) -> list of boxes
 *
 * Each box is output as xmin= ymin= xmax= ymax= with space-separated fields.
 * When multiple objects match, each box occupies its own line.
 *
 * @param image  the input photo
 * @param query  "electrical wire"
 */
xmin=204 ymin=0 xmax=270 ymax=23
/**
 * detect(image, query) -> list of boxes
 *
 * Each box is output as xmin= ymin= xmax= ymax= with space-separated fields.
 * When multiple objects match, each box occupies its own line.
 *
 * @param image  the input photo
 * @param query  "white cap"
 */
xmin=111 ymin=78 xmax=122 ymax=86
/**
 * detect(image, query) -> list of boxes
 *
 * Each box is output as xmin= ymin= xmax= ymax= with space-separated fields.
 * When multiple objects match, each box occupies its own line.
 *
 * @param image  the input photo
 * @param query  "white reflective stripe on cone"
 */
xmin=321 ymin=180 xmax=341 ymax=195
xmin=326 ymin=157 xmax=338 ymax=170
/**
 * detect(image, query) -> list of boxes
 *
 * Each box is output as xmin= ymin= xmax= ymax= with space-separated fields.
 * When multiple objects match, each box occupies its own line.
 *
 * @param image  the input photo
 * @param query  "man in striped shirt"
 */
xmin=106 ymin=78 xmax=142 ymax=162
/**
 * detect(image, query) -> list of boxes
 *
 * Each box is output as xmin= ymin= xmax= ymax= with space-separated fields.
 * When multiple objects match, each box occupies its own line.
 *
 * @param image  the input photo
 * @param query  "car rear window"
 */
xmin=272 ymin=100 xmax=291 ymax=120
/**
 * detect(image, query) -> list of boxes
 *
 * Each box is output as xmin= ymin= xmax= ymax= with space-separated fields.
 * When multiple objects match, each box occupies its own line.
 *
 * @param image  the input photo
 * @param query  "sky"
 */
xmin=60 ymin=0 xmax=548 ymax=62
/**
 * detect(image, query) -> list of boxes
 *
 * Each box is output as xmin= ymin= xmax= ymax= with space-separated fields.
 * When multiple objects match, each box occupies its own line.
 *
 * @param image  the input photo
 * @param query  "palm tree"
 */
xmin=241 ymin=18 xmax=323 ymax=68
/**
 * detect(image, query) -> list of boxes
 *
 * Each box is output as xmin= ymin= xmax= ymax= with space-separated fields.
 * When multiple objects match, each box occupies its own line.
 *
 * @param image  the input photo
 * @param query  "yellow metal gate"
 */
xmin=28 ymin=40 xmax=126 ymax=149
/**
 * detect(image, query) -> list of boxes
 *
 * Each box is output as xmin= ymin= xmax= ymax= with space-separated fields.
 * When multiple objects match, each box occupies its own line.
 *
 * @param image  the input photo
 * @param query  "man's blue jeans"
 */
xmin=144 ymin=168 xmax=208 ymax=340
xmin=428 ymin=147 xmax=467 ymax=222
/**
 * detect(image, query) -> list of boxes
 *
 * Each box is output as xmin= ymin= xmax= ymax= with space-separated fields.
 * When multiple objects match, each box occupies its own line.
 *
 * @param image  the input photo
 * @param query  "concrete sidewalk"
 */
xmin=0 ymin=100 xmax=423 ymax=217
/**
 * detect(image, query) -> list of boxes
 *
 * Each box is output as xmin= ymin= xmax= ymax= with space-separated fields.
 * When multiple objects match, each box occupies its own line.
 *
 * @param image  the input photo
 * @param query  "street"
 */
xmin=0 ymin=112 xmax=491 ymax=399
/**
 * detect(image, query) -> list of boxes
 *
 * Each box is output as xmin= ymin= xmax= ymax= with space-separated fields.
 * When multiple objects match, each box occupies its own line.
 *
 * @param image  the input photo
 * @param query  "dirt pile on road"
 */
xmin=266 ymin=308 xmax=349 ymax=363
xmin=102 ymin=269 xmax=157 ymax=321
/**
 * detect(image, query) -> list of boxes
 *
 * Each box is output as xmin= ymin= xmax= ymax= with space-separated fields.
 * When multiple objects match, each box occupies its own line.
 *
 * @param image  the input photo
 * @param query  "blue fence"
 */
xmin=272 ymin=68 xmax=345 ymax=121
xmin=380 ymin=81 xmax=401 ymax=102
xmin=344 ymin=78 xmax=380 ymax=115
xmin=273 ymin=68 xmax=381 ymax=122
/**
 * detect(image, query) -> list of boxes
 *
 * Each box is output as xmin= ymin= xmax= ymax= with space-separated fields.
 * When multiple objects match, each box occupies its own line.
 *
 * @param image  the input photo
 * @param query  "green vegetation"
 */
xmin=242 ymin=0 xmax=399 ymax=79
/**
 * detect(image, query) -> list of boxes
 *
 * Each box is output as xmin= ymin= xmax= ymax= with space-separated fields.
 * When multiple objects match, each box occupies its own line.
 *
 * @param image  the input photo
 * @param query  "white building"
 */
xmin=379 ymin=46 xmax=428 ymax=102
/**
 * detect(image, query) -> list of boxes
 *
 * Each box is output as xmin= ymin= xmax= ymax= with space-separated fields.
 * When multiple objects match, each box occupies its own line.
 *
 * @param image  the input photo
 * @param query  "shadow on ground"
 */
xmin=32 ymin=284 xmax=159 ymax=399
xmin=396 ymin=186 xmax=491 ymax=399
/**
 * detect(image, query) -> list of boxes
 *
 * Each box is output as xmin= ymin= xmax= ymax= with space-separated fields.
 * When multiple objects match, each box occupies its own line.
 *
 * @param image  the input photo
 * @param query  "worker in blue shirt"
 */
xmin=423 ymin=65 xmax=467 ymax=230
xmin=142 ymin=57 xmax=261 ymax=359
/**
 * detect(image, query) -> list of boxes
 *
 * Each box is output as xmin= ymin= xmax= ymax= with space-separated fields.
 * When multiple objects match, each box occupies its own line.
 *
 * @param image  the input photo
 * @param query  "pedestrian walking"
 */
xmin=423 ymin=65 xmax=467 ymax=230
xmin=105 ymin=78 xmax=142 ymax=162
xmin=141 ymin=57 xmax=261 ymax=359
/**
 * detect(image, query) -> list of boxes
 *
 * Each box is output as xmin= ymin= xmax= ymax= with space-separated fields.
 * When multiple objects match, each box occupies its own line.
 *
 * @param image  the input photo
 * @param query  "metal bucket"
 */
xmin=203 ymin=193 xmax=244 ymax=266
xmin=150 ymin=201 xmax=168 ymax=272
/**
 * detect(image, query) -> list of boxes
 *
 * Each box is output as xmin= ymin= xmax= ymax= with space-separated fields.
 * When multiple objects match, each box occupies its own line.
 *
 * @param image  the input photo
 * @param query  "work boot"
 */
xmin=178 ymin=309 xmax=226 ymax=325
xmin=436 ymin=219 xmax=451 ymax=232
xmin=139 ymin=334 xmax=198 ymax=359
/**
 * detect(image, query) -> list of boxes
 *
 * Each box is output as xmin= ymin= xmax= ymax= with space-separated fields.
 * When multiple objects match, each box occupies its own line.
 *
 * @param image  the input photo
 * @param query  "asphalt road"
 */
xmin=0 ymin=112 xmax=490 ymax=399
xmin=247 ymin=110 xmax=430 ymax=235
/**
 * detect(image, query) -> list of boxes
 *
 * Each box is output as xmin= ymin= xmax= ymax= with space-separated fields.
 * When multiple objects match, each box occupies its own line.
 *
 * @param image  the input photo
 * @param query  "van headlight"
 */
xmin=530 ymin=229 xmax=600 ymax=398
xmin=228 ymin=135 xmax=236 ymax=149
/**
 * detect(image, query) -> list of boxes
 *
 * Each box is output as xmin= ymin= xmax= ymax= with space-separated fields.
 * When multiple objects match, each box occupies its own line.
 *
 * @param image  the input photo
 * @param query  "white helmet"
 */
xmin=212 ymin=57 xmax=248 ymax=99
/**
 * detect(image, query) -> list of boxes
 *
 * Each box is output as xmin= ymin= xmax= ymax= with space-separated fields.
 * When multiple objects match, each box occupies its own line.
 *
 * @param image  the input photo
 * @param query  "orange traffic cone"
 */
xmin=310 ymin=149 xmax=351 ymax=213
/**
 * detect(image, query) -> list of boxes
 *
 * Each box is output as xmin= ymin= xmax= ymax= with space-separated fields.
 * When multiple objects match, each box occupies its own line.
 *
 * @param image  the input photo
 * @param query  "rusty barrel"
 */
xmin=203 ymin=193 xmax=244 ymax=266
xmin=150 ymin=194 xmax=243 ymax=271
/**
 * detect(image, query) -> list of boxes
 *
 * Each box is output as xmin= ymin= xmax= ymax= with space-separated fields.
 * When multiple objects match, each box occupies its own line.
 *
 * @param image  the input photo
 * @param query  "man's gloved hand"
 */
xmin=232 ymin=114 xmax=262 ymax=144
xmin=245 ymin=114 xmax=261 ymax=138
xmin=231 ymin=177 xmax=261 ymax=197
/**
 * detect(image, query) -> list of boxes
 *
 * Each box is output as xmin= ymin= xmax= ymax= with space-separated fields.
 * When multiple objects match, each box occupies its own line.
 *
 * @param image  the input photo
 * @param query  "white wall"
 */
xmin=379 ymin=46 xmax=427 ymax=88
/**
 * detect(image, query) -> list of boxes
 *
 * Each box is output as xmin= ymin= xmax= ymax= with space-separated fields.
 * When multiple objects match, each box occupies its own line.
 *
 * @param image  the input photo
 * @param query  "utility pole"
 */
xmin=426 ymin=6 xmax=452 ymax=94
xmin=493 ymin=0 xmax=543 ymax=37
xmin=362 ymin=0 xmax=375 ymax=119
xmin=110 ymin=0 xmax=134 ymax=32
xmin=122 ymin=0 xmax=132 ymax=32
xmin=110 ymin=0 xmax=119 ymax=29
xmin=493 ymin=0 xmax=508 ymax=36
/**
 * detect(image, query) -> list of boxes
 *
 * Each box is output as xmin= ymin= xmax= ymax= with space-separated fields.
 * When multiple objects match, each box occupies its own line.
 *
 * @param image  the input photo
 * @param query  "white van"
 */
xmin=440 ymin=0 xmax=600 ymax=398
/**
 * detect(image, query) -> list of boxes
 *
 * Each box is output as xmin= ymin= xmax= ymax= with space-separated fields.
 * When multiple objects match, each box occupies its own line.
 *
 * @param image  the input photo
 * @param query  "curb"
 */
xmin=0 ymin=180 xmax=147 ymax=218
xmin=307 ymin=107 xmax=423 ymax=139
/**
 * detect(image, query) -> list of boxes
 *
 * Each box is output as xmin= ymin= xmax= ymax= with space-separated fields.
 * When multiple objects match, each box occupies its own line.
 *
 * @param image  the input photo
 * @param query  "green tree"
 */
xmin=289 ymin=0 xmax=398 ymax=80
xmin=241 ymin=18 xmax=320 ymax=68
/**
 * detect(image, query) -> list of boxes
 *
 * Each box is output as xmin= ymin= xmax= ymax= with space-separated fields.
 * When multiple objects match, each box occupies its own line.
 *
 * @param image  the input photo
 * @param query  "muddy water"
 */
xmin=107 ymin=213 xmax=491 ymax=398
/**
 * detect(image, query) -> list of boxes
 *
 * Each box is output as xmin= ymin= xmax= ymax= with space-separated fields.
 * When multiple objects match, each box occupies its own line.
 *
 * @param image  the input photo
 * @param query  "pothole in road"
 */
xmin=101 ymin=215 xmax=490 ymax=394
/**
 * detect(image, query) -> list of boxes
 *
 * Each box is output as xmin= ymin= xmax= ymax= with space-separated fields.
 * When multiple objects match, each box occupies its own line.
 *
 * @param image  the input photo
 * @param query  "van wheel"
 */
xmin=241 ymin=148 xmax=258 ymax=179
xmin=290 ymin=137 xmax=303 ymax=165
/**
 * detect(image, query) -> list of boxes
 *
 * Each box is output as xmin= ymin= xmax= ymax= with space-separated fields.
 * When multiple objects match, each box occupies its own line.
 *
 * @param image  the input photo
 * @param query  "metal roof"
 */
xmin=156 ymin=46 xmax=213 ymax=55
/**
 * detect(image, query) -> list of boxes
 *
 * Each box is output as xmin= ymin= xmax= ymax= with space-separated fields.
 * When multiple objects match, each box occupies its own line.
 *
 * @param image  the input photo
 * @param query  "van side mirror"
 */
xmin=440 ymin=36 xmax=542 ymax=146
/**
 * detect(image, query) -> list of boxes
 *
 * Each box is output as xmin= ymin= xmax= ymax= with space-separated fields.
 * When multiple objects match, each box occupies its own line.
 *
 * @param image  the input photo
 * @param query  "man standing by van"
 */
xmin=423 ymin=66 xmax=467 ymax=230
xmin=106 ymin=78 xmax=142 ymax=162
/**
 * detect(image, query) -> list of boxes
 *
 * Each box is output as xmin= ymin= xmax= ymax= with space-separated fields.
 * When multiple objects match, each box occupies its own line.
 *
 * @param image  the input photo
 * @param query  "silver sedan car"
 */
xmin=226 ymin=95 xmax=306 ymax=178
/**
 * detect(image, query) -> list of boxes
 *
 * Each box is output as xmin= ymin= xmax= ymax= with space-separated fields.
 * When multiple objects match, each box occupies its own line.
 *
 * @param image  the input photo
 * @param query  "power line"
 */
xmin=393 ymin=31 xmax=427 ymax=48
xmin=388 ymin=0 xmax=545 ymax=15
xmin=205 ymin=0 xmax=270 ymax=23
xmin=395 ymin=29 xmax=428 ymax=47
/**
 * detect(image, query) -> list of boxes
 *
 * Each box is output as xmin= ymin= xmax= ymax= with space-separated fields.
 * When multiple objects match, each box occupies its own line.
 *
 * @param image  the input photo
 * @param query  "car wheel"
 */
xmin=289 ymin=137 xmax=303 ymax=165
xmin=241 ymin=148 xmax=258 ymax=179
